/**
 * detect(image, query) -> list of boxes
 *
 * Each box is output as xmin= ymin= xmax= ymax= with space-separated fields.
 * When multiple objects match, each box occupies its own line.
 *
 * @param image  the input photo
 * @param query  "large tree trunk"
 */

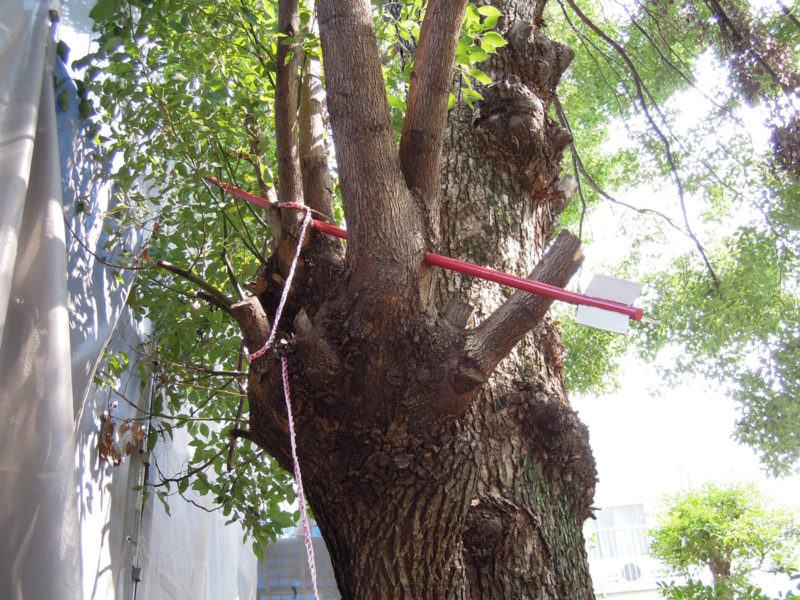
xmin=440 ymin=3 xmax=596 ymax=598
xmin=234 ymin=0 xmax=596 ymax=598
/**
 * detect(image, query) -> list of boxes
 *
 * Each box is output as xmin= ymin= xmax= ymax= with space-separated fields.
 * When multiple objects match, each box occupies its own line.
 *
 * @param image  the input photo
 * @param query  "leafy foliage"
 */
xmin=544 ymin=0 xmax=800 ymax=475
xmin=649 ymin=482 xmax=800 ymax=593
xmin=656 ymin=578 xmax=797 ymax=600
xmin=73 ymin=0 xmax=308 ymax=551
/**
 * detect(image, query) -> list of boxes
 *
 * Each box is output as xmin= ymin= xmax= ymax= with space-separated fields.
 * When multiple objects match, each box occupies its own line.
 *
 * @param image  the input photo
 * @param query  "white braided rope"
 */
xmin=281 ymin=356 xmax=320 ymax=600
xmin=247 ymin=206 xmax=313 ymax=361
xmin=246 ymin=205 xmax=319 ymax=598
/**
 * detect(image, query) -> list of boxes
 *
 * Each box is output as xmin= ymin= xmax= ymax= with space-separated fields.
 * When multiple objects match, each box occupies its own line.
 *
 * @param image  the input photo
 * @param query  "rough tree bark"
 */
xmin=232 ymin=0 xmax=596 ymax=598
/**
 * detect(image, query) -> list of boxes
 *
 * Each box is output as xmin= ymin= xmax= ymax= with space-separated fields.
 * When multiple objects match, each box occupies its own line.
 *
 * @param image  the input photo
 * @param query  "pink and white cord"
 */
xmin=281 ymin=356 xmax=320 ymax=600
xmin=247 ymin=205 xmax=313 ymax=362
xmin=245 ymin=205 xmax=319 ymax=598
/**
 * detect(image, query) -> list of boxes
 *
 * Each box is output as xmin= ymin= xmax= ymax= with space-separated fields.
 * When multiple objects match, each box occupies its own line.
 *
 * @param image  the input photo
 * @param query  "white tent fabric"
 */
xmin=0 ymin=3 xmax=82 ymax=599
xmin=0 ymin=2 xmax=257 ymax=598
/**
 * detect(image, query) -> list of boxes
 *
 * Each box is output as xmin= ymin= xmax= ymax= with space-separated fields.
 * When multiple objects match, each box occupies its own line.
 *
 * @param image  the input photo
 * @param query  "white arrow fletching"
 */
xmin=575 ymin=274 xmax=644 ymax=334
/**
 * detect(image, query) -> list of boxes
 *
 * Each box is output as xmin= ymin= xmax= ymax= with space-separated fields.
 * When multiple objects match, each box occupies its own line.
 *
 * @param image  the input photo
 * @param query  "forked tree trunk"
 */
xmin=234 ymin=0 xmax=597 ymax=598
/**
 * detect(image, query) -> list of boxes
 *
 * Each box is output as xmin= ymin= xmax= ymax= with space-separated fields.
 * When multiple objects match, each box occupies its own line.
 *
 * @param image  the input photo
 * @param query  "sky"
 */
xmin=571 ymin=358 xmax=800 ymax=510
xmin=58 ymin=0 xmax=94 ymax=36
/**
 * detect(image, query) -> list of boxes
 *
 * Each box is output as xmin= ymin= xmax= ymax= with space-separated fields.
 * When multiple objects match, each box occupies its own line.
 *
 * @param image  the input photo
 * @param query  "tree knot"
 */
xmin=473 ymin=77 xmax=572 ymax=195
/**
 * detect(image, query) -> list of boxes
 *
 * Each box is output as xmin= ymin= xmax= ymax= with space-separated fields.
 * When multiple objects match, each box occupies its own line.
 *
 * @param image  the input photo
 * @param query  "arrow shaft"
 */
xmin=204 ymin=177 xmax=273 ymax=210
xmin=205 ymin=177 xmax=644 ymax=321
xmin=424 ymin=254 xmax=643 ymax=320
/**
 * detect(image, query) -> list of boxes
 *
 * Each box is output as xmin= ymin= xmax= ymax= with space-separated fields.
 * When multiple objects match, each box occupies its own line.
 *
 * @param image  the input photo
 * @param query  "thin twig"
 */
xmin=156 ymin=259 xmax=234 ymax=313
xmin=555 ymin=0 xmax=632 ymax=116
xmin=565 ymin=0 xmax=721 ymax=287
xmin=66 ymin=196 xmax=241 ymax=313
xmin=63 ymin=215 xmax=149 ymax=271
xmin=616 ymin=1 xmax=696 ymax=89
xmin=777 ymin=0 xmax=800 ymax=30
xmin=171 ymin=379 xmax=247 ymax=398
xmin=150 ymin=445 xmax=228 ymax=488
xmin=553 ymin=96 xmax=685 ymax=234
xmin=227 ymin=344 xmax=248 ymax=471
xmin=220 ymin=249 xmax=245 ymax=300
xmin=703 ymin=0 xmax=789 ymax=93
xmin=552 ymin=96 xmax=588 ymax=237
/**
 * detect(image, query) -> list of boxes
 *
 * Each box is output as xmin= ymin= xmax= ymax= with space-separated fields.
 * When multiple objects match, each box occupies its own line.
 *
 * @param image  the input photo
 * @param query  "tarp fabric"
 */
xmin=1 ymin=2 xmax=257 ymax=598
xmin=0 ymin=2 xmax=82 ymax=599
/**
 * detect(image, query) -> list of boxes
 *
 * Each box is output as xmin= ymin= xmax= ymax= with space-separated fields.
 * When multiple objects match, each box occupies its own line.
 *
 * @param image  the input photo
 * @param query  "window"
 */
xmin=585 ymin=504 xmax=651 ymax=560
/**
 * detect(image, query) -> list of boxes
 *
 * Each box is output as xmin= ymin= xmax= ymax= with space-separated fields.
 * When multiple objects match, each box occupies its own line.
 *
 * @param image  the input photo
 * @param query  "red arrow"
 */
xmin=204 ymin=177 xmax=644 ymax=321
xmin=204 ymin=176 xmax=272 ymax=210
xmin=424 ymin=254 xmax=643 ymax=320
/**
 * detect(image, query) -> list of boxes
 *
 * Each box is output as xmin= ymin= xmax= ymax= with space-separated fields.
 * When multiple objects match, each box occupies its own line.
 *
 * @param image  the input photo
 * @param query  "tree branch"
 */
xmin=399 ymin=0 xmax=468 ymax=208
xmin=150 ymin=444 xmax=228 ymax=487
xmin=619 ymin=3 xmax=696 ymax=90
xmin=230 ymin=296 xmax=271 ymax=358
xmin=565 ymin=0 xmax=721 ymax=288
xmin=229 ymin=428 xmax=254 ymax=441
xmin=242 ymin=113 xmax=277 ymax=251
xmin=156 ymin=260 xmax=233 ymax=314
xmin=227 ymin=346 xmax=248 ymax=471
xmin=220 ymin=249 xmax=245 ymax=300
xmin=778 ymin=0 xmax=800 ymax=30
xmin=555 ymin=0 xmax=633 ymax=114
xmin=63 ymin=214 xmax=149 ymax=271
xmin=552 ymin=97 xmax=588 ymax=236
xmin=469 ymin=230 xmax=584 ymax=377
xmin=553 ymin=96 xmax=686 ymax=233
xmin=703 ymin=0 xmax=789 ymax=93
xmin=299 ymin=57 xmax=335 ymax=220
xmin=275 ymin=0 xmax=304 ymax=207
xmin=317 ymin=0 xmax=417 ymax=264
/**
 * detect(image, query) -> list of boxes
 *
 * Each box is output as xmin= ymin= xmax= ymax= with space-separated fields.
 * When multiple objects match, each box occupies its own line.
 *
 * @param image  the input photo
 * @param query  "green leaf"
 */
xmin=56 ymin=40 xmax=69 ymax=63
xmin=57 ymin=89 xmax=71 ymax=113
xmin=467 ymin=68 xmax=493 ymax=86
xmin=462 ymin=87 xmax=484 ymax=102
xmin=253 ymin=543 xmax=264 ymax=563
xmin=481 ymin=14 xmax=500 ymax=30
xmin=105 ymin=62 xmax=134 ymax=76
xmin=71 ymin=55 xmax=91 ymax=70
xmin=159 ymin=492 xmax=171 ymax=516
xmin=467 ymin=47 xmax=490 ymax=64
xmin=481 ymin=31 xmax=507 ymax=49
xmin=101 ymin=36 xmax=124 ymax=52
xmin=147 ymin=429 xmax=158 ymax=452
xmin=477 ymin=5 xmax=503 ymax=18
xmin=649 ymin=483 xmax=799 ymax=588
xmin=89 ymin=0 xmax=120 ymax=21
xmin=193 ymin=474 xmax=209 ymax=494
xmin=387 ymin=93 xmax=406 ymax=111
